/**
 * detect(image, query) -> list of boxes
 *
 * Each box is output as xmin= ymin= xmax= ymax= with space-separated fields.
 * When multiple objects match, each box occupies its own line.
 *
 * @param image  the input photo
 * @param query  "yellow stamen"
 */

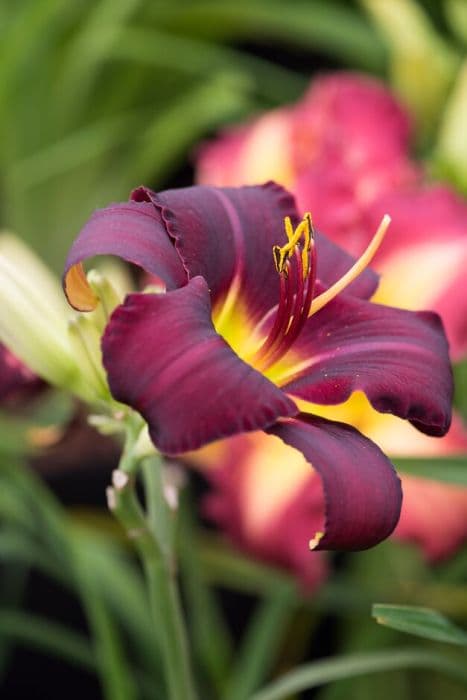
xmin=273 ymin=214 xmax=313 ymax=274
xmin=301 ymin=213 xmax=313 ymax=277
xmin=308 ymin=214 xmax=391 ymax=317
xmin=284 ymin=215 xmax=295 ymax=242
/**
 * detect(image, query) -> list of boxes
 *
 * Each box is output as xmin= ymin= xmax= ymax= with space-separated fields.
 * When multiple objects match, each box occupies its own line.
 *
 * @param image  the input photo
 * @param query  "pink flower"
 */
xmin=197 ymin=72 xmax=419 ymax=250
xmin=195 ymin=71 xmax=467 ymax=571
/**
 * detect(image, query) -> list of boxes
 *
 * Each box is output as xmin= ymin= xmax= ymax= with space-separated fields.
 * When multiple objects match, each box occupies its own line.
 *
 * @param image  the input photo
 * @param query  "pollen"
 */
xmin=272 ymin=214 xmax=312 ymax=277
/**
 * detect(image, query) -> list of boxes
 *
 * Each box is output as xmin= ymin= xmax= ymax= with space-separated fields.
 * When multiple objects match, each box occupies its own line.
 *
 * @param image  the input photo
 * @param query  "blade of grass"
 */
xmin=0 ymin=564 xmax=29 ymax=680
xmin=75 ymin=527 xmax=163 ymax=678
xmin=250 ymin=648 xmax=467 ymax=700
xmin=111 ymin=27 xmax=307 ymax=103
xmin=393 ymin=456 xmax=467 ymax=485
xmin=0 ymin=530 xmax=67 ymax=584
xmin=0 ymin=609 xmax=95 ymax=671
xmin=225 ymin=588 xmax=297 ymax=700
xmin=373 ymin=604 xmax=467 ymax=646
xmin=152 ymin=0 xmax=386 ymax=71
xmin=199 ymin=533 xmax=297 ymax=596
xmin=54 ymin=0 xmax=143 ymax=124
xmin=123 ymin=72 xmax=252 ymax=185
xmin=179 ymin=498 xmax=233 ymax=697
xmin=7 ymin=111 xmax=140 ymax=191
xmin=0 ymin=0 xmax=70 ymax=120
xmin=73 ymin=538 xmax=138 ymax=700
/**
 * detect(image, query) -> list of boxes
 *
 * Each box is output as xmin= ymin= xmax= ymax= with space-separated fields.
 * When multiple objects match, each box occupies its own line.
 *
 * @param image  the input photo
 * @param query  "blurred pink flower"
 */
xmin=197 ymin=72 xmax=467 ymax=358
xmin=0 ymin=344 xmax=42 ymax=405
xmin=195 ymin=71 xmax=467 ymax=573
xmin=396 ymin=475 xmax=467 ymax=562
xmin=191 ymin=432 xmax=328 ymax=592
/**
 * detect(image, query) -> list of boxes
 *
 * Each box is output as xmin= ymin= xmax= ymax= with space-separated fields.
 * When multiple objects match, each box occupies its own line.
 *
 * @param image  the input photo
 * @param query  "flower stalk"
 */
xmin=107 ymin=418 xmax=197 ymax=700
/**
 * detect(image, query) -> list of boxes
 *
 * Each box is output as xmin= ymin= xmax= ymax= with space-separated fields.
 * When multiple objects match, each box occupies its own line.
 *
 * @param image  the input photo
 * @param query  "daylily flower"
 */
xmin=63 ymin=182 xmax=453 ymax=552
xmin=195 ymin=71 xmax=467 ymax=567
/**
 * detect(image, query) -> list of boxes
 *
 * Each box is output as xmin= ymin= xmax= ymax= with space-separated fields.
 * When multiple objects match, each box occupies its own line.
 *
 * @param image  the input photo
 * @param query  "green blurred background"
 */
xmin=1 ymin=1 xmax=467 ymax=699
xmin=2 ymin=0 xmax=465 ymax=271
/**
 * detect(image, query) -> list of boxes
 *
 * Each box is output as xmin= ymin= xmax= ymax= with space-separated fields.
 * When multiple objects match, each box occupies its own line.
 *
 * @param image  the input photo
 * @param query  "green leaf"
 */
xmin=154 ymin=0 xmax=386 ymax=71
xmin=54 ymin=0 xmax=144 ymax=124
xmin=8 ymin=111 xmax=139 ymax=191
xmin=179 ymin=499 xmax=233 ymax=696
xmin=0 ymin=609 xmax=94 ymax=670
xmin=199 ymin=533 xmax=297 ymax=596
xmin=453 ymin=359 xmax=467 ymax=422
xmin=73 ymin=540 xmax=139 ymax=700
xmin=225 ymin=589 xmax=297 ymax=700
xmin=393 ymin=455 xmax=467 ymax=485
xmin=373 ymin=604 xmax=467 ymax=646
xmin=0 ymin=564 xmax=29 ymax=681
xmin=0 ymin=530 xmax=68 ymax=583
xmin=111 ymin=26 xmax=306 ymax=103
xmin=250 ymin=648 xmax=467 ymax=700
xmin=445 ymin=0 xmax=467 ymax=47
xmin=361 ymin=0 xmax=460 ymax=144
xmin=122 ymin=71 xmax=252 ymax=186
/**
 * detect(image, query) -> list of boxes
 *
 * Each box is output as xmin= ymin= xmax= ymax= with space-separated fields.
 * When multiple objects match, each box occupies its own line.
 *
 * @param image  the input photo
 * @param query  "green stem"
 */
xmin=142 ymin=455 xmax=196 ymax=700
xmin=108 ymin=425 xmax=197 ymax=700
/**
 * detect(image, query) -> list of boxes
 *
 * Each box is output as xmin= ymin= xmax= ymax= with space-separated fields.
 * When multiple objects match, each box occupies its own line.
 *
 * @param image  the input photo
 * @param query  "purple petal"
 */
xmin=132 ymin=182 xmax=298 ymax=322
xmin=268 ymin=414 xmax=402 ymax=550
xmin=133 ymin=183 xmax=378 ymax=318
xmin=102 ymin=277 xmax=297 ymax=454
xmin=282 ymin=283 xmax=453 ymax=437
xmin=63 ymin=201 xmax=186 ymax=309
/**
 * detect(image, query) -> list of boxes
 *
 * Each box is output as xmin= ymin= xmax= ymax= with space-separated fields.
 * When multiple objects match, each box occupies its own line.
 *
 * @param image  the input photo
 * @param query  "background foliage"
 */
xmin=1 ymin=1 xmax=467 ymax=699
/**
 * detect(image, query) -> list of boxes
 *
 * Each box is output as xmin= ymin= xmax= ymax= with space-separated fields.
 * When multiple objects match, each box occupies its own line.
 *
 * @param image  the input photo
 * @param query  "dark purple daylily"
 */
xmin=63 ymin=182 xmax=452 ymax=551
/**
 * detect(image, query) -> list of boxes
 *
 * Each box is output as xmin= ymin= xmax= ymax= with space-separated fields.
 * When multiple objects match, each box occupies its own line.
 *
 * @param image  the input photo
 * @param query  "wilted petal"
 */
xmin=102 ymin=277 xmax=297 ymax=454
xmin=268 ymin=414 xmax=402 ymax=550
xmin=64 ymin=201 xmax=187 ymax=309
xmin=279 ymin=284 xmax=452 ymax=437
